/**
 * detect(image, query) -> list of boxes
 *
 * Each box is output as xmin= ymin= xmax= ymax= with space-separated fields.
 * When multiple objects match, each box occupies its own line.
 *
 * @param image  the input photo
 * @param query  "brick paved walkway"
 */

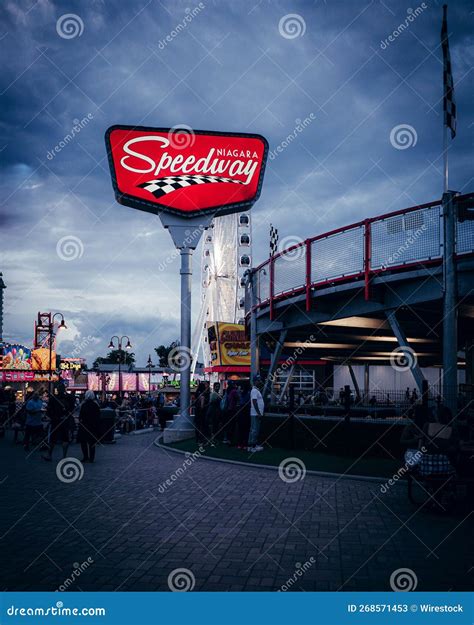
xmin=0 ymin=432 xmax=472 ymax=592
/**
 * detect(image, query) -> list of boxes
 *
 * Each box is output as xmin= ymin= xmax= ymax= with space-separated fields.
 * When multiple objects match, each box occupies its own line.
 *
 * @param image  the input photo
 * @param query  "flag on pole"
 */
xmin=269 ymin=224 xmax=279 ymax=257
xmin=441 ymin=4 xmax=456 ymax=139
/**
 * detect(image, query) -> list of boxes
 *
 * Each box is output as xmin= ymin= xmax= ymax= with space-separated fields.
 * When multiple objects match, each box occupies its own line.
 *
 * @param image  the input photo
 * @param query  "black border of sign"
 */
xmin=104 ymin=125 xmax=269 ymax=219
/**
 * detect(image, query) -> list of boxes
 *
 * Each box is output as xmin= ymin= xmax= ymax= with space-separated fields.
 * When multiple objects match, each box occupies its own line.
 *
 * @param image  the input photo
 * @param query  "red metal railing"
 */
xmin=252 ymin=195 xmax=474 ymax=320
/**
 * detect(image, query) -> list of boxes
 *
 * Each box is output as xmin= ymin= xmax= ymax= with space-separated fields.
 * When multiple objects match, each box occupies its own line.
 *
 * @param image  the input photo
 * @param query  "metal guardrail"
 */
xmin=251 ymin=195 xmax=474 ymax=318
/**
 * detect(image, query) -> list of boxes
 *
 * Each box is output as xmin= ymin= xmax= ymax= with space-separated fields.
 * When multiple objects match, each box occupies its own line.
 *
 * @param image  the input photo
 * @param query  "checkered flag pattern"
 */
xmin=269 ymin=224 xmax=279 ymax=257
xmin=137 ymin=175 xmax=244 ymax=199
xmin=441 ymin=5 xmax=456 ymax=139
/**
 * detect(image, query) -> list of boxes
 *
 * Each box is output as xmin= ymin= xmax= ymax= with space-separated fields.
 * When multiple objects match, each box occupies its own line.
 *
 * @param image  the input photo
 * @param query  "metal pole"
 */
xmin=48 ymin=323 xmax=53 ymax=395
xmin=443 ymin=125 xmax=448 ymax=194
xmin=442 ymin=191 xmax=457 ymax=413
xmin=364 ymin=364 xmax=369 ymax=403
xmin=0 ymin=273 xmax=6 ymax=343
xmin=118 ymin=340 xmax=122 ymax=400
xmin=249 ymin=269 xmax=259 ymax=384
xmin=179 ymin=247 xmax=192 ymax=426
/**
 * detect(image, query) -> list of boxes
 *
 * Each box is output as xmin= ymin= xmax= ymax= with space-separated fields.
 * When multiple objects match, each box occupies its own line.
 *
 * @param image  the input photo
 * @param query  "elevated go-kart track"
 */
xmin=247 ymin=194 xmax=474 ymax=373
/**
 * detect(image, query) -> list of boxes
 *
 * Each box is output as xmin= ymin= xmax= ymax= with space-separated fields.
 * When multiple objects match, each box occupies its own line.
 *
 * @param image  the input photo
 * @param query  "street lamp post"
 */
xmin=49 ymin=312 xmax=66 ymax=394
xmin=108 ymin=335 xmax=132 ymax=400
xmin=146 ymin=355 xmax=154 ymax=396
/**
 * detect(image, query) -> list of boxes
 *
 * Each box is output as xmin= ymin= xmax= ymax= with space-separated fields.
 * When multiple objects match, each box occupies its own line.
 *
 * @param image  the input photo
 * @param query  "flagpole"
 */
xmin=442 ymin=2 xmax=448 ymax=194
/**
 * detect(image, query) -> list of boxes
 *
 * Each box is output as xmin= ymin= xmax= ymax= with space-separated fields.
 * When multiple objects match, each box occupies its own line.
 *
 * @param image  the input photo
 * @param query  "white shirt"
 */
xmin=250 ymin=386 xmax=264 ymax=417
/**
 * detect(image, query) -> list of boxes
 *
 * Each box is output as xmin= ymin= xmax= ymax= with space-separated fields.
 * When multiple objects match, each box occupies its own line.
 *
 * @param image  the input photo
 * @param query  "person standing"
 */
xmin=206 ymin=382 xmax=222 ymax=444
xmin=78 ymin=391 xmax=101 ymax=463
xmin=248 ymin=377 xmax=265 ymax=452
xmin=23 ymin=389 xmax=45 ymax=451
xmin=193 ymin=381 xmax=209 ymax=444
xmin=236 ymin=381 xmax=251 ymax=449
xmin=225 ymin=382 xmax=240 ymax=445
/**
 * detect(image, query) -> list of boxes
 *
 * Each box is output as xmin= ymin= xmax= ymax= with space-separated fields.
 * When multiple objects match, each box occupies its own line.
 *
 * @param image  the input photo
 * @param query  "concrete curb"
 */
xmin=154 ymin=438 xmax=392 ymax=484
xmin=131 ymin=427 xmax=155 ymax=436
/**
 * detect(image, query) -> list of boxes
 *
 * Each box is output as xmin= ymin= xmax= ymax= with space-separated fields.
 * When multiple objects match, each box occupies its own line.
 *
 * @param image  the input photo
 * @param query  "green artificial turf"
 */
xmin=163 ymin=439 xmax=402 ymax=479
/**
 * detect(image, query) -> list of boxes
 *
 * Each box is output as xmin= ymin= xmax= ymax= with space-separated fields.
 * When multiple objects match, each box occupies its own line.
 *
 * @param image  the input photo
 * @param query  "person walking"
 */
xmin=248 ymin=377 xmax=265 ymax=452
xmin=42 ymin=384 xmax=73 ymax=461
xmin=23 ymin=389 xmax=45 ymax=451
xmin=78 ymin=391 xmax=101 ymax=463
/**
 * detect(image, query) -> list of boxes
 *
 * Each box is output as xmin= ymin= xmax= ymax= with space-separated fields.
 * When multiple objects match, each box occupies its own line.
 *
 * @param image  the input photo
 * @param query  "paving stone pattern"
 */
xmin=0 ymin=432 xmax=472 ymax=592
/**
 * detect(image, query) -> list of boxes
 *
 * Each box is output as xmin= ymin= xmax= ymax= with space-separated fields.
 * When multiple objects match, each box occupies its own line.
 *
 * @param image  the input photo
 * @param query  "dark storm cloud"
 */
xmin=0 ymin=0 xmax=472 ymax=364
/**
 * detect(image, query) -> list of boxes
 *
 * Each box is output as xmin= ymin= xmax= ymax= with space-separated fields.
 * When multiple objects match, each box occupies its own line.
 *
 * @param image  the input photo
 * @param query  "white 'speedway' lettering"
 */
xmin=120 ymin=136 xmax=259 ymax=185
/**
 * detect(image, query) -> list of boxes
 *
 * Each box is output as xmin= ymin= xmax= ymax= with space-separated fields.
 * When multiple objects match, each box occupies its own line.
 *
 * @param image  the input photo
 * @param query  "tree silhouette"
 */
xmin=92 ymin=349 xmax=135 ymax=369
xmin=154 ymin=340 xmax=179 ymax=368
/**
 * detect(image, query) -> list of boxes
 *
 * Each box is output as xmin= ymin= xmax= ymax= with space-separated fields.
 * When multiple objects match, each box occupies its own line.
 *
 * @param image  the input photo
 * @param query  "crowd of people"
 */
xmin=0 ymin=384 xmax=103 ymax=463
xmin=0 ymin=377 xmax=267 ymax=461
xmin=193 ymin=377 xmax=265 ymax=452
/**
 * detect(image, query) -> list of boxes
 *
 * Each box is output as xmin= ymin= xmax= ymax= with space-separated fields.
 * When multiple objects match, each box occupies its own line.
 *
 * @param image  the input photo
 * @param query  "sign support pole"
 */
xmin=159 ymin=212 xmax=214 ymax=437
xmin=179 ymin=246 xmax=192 ymax=426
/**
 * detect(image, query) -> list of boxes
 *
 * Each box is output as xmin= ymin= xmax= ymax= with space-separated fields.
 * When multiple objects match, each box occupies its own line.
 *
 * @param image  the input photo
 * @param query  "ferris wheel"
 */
xmin=191 ymin=212 xmax=252 ymax=371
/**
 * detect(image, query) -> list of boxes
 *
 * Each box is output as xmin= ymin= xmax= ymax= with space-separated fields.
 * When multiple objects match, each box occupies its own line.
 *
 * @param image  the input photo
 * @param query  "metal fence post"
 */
xmin=305 ymin=240 xmax=311 ymax=311
xmin=364 ymin=219 xmax=371 ymax=300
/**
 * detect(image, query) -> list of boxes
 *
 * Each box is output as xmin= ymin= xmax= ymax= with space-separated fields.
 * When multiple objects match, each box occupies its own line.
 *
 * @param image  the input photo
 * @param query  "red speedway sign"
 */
xmin=105 ymin=126 xmax=268 ymax=218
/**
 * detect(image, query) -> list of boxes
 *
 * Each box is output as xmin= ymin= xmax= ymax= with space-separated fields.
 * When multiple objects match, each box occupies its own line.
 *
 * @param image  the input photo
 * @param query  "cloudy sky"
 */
xmin=0 ymin=0 xmax=472 ymax=366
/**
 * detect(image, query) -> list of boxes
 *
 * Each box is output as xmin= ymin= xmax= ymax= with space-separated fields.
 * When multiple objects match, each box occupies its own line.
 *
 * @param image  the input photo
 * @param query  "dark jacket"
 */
xmin=78 ymin=399 xmax=101 ymax=442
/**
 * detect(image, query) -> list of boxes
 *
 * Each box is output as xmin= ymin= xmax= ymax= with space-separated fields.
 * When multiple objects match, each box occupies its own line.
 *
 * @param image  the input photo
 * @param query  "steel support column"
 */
xmin=386 ymin=310 xmax=425 ymax=393
xmin=442 ymin=191 xmax=458 ymax=413
xmin=263 ymin=329 xmax=287 ymax=401
xmin=364 ymin=363 xmax=370 ymax=402
xmin=278 ymin=363 xmax=295 ymax=403
xmin=348 ymin=364 xmax=361 ymax=403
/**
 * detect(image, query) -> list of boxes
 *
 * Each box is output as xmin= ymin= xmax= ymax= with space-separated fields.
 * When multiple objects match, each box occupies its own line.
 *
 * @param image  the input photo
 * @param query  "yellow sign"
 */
xmin=31 ymin=347 xmax=56 ymax=371
xmin=206 ymin=322 xmax=250 ymax=367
